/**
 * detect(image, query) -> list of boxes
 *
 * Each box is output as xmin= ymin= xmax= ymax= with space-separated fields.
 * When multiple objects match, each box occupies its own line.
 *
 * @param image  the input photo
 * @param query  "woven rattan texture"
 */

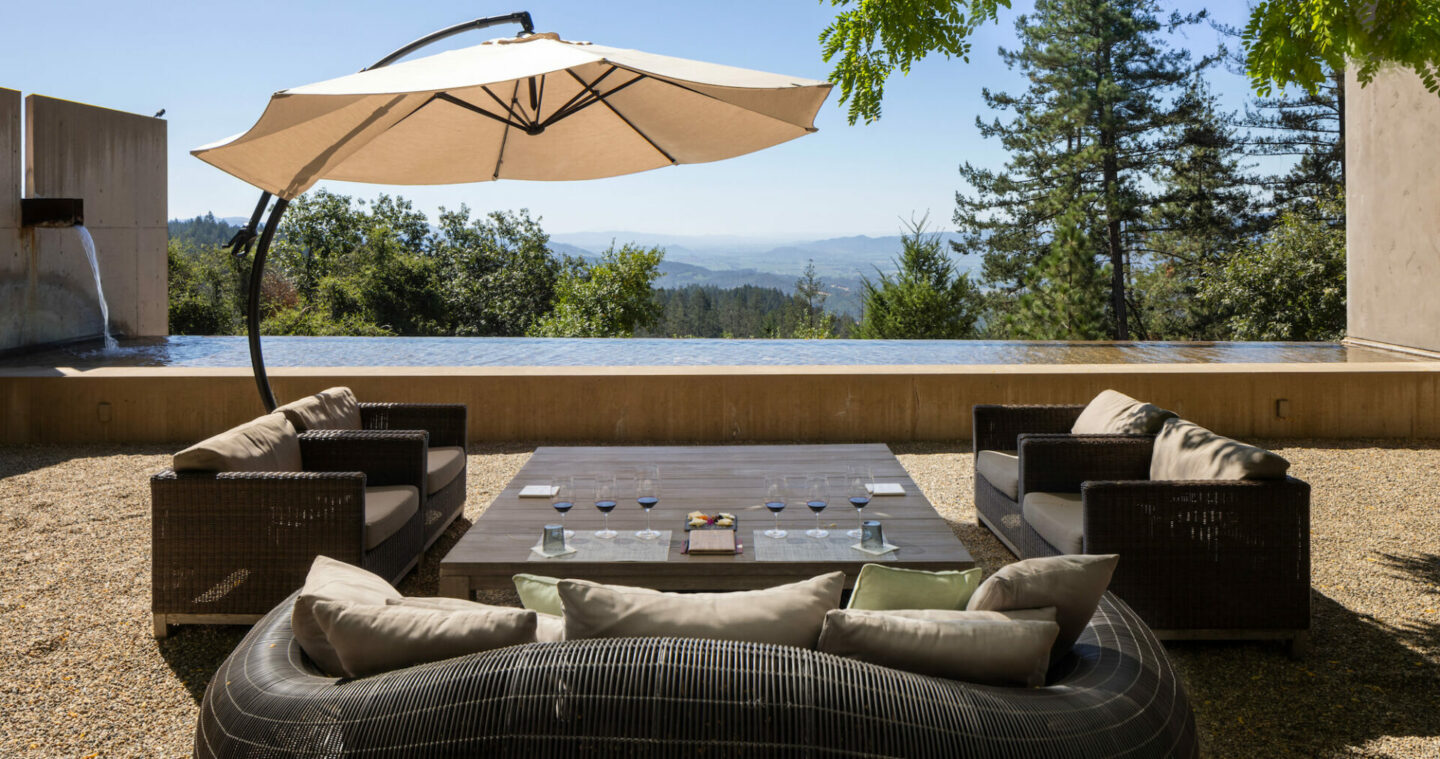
xmin=195 ymin=591 xmax=1198 ymax=758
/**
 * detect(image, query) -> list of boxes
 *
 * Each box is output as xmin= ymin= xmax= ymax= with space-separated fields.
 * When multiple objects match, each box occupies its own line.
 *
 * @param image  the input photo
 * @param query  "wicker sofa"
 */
xmin=195 ymin=589 xmax=1199 ymax=758
xmin=152 ymin=395 xmax=468 ymax=637
xmin=972 ymin=403 xmax=1311 ymax=652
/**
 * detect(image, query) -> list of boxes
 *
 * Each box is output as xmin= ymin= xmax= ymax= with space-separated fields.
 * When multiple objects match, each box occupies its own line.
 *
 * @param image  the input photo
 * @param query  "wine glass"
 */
xmin=592 ymin=473 xmax=618 ymax=539
xmin=550 ymin=476 xmax=574 ymax=538
xmin=844 ymin=466 xmax=872 ymax=538
xmin=805 ymin=475 xmax=829 ymax=538
xmin=763 ymin=475 xmax=788 ymax=538
xmin=635 ymin=465 xmax=662 ymax=540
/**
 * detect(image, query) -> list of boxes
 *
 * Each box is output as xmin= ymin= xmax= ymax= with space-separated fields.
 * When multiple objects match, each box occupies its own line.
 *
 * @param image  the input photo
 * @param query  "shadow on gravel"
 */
xmin=1169 ymin=589 xmax=1440 ymax=758
xmin=157 ymin=626 xmax=250 ymax=703
xmin=0 ymin=443 xmax=173 ymax=479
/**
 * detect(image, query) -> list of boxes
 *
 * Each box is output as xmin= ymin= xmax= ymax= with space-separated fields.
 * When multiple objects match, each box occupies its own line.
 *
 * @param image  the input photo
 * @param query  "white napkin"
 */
xmin=866 ymin=483 xmax=906 ymax=496
xmin=519 ymin=485 xmax=558 ymax=498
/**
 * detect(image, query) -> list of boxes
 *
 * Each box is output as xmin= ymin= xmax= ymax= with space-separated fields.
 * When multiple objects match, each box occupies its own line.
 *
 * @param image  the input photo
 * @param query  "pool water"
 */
xmin=1 ymin=336 xmax=1423 ymax=368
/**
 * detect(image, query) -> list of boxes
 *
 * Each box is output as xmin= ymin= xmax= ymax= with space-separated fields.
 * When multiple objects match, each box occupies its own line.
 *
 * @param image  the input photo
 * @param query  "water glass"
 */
xmin=805 ymin=475 xmax=829 ymax=538
xmin=592 ymin=473 xmax=618 ymax=539
xmin=845 ymin=466 xmax=872 ymax=538
xmin=635 ymin=465 xmax=662 ymax=540
xmin=763 ymin=475 xmax=787 ymax=538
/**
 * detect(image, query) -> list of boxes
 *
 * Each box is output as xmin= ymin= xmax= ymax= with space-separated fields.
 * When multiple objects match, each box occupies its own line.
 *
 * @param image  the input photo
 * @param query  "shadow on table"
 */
xmin=1168 ymin=554 xmax=1440 ymax=758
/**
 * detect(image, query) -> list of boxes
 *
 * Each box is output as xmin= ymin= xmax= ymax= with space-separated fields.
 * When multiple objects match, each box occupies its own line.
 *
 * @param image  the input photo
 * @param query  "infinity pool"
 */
xmin=0 ymin=336 xmax=1422 ymax=368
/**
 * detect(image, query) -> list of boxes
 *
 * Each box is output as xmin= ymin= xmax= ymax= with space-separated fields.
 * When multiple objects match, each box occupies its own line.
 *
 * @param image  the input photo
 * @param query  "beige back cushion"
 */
xmin=292 ymin=556 xmax=402 ymax=677
xmin=276 ymin=387 xmax=361 ymax=431
xmin=172 ymin=412 xmax=301 ymax=472
xmin=818 ymin=609 xmax=1059 ymax=686
xmin=559 ymin=572 xmax=844 ymax=649
xmin=388 ymin=596 xmax=564 ymax=642
xmin=967 ymin=554 xmax=1118 ymax=661
xmin=1071 ymin=389 xmax=1177 ymax=435
xmin=313 ymin=600 xmax=536 ymax=678
xmin=1150 ymin=417 xmax=1290 ymax=480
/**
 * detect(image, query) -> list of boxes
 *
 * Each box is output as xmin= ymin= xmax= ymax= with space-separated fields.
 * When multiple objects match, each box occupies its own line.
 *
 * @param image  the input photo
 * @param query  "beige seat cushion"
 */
xmin=313 ymin=599 xmax=535 ymax=678
xmin=172 ymin=413 xmax=301 ymax=472
xmin=1150 ymin=417 xmax=1290 ymax=480
xmin=818 ymin=609 xmax=1059 ymax=686
xmin=1071 ymin=389 xmax=1177 ymax=435
xmin=293 ymin=556 xmax=401 ymax=676
xmin=275 ymin=387 xmax=361 ymax=431
xmin=365 ymin=485 xmax=419 ymax=550
xmin=967 ymin=554 xmax=1118 ymax=661
xmin=559 ymin=572 xmax=845 ymax=649
xmin=389 ymin=596 xmax=563 ymax=642
xmin=1022 ymin=492 xmax=1084 ymax=554
xmin=975 ymin=450 xmax=1019 ymax=500
xmin=426 ymin=446 xmax=466 ymax=494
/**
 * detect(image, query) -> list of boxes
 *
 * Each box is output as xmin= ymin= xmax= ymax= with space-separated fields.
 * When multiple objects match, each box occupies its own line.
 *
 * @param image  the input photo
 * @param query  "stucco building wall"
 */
xmin=0 ymin=91 xmax=167 ymax=353
xmin=1346 ymin=67 xmax=1440 ymax=354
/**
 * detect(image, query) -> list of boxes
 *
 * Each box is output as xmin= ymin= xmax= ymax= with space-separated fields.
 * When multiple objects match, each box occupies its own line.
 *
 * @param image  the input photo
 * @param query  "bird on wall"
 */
xmin=153 ymin=109 xmax=166 ymax=118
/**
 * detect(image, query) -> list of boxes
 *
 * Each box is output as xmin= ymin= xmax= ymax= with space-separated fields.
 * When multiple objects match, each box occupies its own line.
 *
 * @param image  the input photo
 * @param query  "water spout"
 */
xmin=74 ymin=225 xmax=118 ymax=352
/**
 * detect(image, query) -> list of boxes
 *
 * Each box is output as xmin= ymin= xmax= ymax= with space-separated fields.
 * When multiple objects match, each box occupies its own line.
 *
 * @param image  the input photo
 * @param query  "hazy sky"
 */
xmin=4 ymin=0 xmax=1256 ymax=237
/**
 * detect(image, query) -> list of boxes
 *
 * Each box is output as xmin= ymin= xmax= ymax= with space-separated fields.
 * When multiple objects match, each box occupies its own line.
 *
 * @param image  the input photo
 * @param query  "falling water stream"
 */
xmin=74 ymin=225 xmax=118 ymax=352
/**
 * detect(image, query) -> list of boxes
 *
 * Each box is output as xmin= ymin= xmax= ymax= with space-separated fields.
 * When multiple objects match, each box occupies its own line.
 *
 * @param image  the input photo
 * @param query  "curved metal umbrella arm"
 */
xmin=240 ymin=13 xmax=536 ymax=411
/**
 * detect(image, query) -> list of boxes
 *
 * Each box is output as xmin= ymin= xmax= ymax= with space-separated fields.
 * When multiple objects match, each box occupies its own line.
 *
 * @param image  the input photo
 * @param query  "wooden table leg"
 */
xmin=438 ymin=574 xmax=472 ymax=600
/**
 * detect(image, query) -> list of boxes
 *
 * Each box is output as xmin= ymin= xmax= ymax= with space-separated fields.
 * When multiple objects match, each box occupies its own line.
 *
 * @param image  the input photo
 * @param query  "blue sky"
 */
xmin=4 ymin=0 xmax=1257 ymax=238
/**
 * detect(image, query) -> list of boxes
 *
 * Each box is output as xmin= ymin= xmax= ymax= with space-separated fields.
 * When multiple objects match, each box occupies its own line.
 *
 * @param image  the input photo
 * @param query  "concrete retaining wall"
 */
xmin=1347 ymin=67 xmax=1440 ymax=355
xmin=0 ymin=91 xmax=167 ymax=353
xmin=1 ymin=363 xmax=1435 ymax=445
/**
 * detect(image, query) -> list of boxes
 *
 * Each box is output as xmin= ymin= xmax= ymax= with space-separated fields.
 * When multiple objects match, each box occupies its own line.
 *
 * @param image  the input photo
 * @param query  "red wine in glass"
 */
xmin=805 ymin=475 xmax=828 ymax=538
xmin=593 ymin=474 xmax=617 ymax=539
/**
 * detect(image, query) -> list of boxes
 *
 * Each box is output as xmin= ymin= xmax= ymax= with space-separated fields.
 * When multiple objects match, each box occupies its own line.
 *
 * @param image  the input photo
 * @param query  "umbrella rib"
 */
xmin=540 ymin=71 xmax=645 ymax=128
xmin=480 ymin=85 xmax=536 ymax=129
xmin=565 ymin=68 xmax=675 ymax=164
xmin=492 ymin=79 xmax=520 ymax=180
xmin=607 ymin=62 xmax=822 ymax=132
xmin=435 ymin=92 xmax=530 ymax=130
xmin=539 ymin=66 xmax=620 ymax=126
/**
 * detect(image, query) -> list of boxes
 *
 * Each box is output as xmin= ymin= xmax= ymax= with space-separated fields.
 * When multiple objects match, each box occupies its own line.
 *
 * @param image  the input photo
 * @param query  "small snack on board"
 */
xmin=685 ymin=511 xmax=737 ymax=531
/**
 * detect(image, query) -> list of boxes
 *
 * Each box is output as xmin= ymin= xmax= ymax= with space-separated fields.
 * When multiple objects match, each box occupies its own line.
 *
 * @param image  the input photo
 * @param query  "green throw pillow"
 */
xmin=513 ymin=573 xmax=564 ymax=617
xmin=846 ymin=564 xmax=984 ymax=611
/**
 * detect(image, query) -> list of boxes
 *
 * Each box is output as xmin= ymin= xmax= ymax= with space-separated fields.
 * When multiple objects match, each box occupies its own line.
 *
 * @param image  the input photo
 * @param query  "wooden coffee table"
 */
xmin=438 ymin=444 xmax=973 ymax=598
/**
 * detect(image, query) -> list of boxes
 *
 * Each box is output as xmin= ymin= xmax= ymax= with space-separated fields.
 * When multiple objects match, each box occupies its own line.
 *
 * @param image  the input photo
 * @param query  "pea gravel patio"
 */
xmin=1 ymin=440 xmax=1436 ymax=757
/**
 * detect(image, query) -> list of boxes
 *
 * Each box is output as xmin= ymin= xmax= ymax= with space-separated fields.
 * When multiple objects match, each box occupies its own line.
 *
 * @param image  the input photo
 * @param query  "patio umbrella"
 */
xmin=194 ymin=12 xmax=831 ymax=409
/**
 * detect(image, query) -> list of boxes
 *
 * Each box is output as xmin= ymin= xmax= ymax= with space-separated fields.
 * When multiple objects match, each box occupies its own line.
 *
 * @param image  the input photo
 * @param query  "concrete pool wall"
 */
xmin=2 ymin=362 xmax=1437 ymax=444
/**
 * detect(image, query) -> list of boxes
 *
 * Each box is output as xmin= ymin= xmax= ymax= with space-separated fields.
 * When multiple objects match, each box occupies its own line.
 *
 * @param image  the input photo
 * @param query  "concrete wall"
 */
xmin=0 ymin=92 xmax=167 ymax=353
xmin=1 ymin=363 xmax=1436 ymax=445
xmin=1347 ymin=67 xmax=1440 ymax=355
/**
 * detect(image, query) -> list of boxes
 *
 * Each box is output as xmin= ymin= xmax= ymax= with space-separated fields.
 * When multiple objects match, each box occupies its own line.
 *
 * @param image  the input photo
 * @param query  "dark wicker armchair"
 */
xmin=195 ymin=591 xmax=1198 ymax=758
xmin=973 ymin=404 xmax=1311 ymax=652
xmin=356 ymin=402 xmax=468 ymax=550
xmin=151 ymin=430 xmax=427 ymax=638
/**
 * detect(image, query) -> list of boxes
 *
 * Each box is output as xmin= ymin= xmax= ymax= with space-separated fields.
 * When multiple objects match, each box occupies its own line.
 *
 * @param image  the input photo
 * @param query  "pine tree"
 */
xmin=858 ymin=217 xmax=980 ymax=339
xmin=953 ymin=0 xmax=1208 ymax=339
xmin=1008 ymin=205 xmax=1110 ymax=339
xmin=1242 ymin=67 xmax=1344 ymax=220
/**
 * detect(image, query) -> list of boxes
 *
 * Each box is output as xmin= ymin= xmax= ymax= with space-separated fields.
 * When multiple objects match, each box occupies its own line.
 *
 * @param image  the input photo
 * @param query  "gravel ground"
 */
xmin=1 ymin=439 xmax=1436 ymax=757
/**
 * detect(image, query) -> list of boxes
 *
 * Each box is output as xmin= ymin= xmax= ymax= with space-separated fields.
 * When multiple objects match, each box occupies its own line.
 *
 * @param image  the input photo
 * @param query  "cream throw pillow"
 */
xmin=276 ymin=387 xmax=361 ymax=431
xmin=390 ymin=596 xmax=563 ymax=642
xmin=1071 ymin=389 xmax=1177 ymax=435
xmin=966 ymin=554 xmax=1118 ymax=660
xmin=559 ymin=572 xmax=844 ymax=649
xmin=818 ymin=609 xmax=1059 ymax=686
xmin=1150 ymin=417 xmax=1290 ymax=480
xmin=172 ymin=412 xmax=301 ymax=472
xmin=292 ymin=556 xmax=401 ymax=676
xmin=313 ymin=600 xmax=535 ymax=677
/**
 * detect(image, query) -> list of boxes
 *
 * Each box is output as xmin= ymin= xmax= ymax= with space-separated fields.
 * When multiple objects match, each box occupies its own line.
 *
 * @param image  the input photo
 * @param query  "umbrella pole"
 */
xmin=244 ymin=198 xmax=289 ymax=412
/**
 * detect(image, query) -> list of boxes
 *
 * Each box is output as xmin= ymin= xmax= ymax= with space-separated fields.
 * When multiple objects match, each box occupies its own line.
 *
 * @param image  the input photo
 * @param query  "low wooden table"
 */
xmin=438 ymin=444 xmax=973 ymax=597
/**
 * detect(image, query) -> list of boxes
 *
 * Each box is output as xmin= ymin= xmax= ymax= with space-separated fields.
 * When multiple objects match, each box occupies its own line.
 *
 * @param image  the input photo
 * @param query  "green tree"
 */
xmin=529 ymin=245 xmax=665 ymax=337
xmin=952 ymin=0 xmax=1207 ymax=339
xmin=167 ymin=239 xmax=245 ymax=335
xmin=858 ymin=218 xmax=980 ymax=339
xmin=791 ymin=259 xmax=838 ymax=338
xmin=1008 ymin=205 xmax=1110 ymax=339
xmin=1200 ymin=193 xmax=1346 ymax=340
xmin=432 ymin=206 xmax=560 ymax=336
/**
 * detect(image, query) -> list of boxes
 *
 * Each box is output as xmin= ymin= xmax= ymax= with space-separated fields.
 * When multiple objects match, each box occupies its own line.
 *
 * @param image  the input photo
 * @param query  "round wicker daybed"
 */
xmin=195 ymin=590 xmax=1198 ymax=758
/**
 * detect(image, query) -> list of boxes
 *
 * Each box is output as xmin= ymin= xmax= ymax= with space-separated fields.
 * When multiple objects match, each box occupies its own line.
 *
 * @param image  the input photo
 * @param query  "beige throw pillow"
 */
xmin=1071 ymin=389 xmax=1177 ymax=435
xmin=313 ymin=600 xmax=536 ymax=678
xmin=292 ymin=556 xmax=401 ymax=676
xmin=390 ymin=596 xmax=563 ymax=642
xmin=1150 ymin=417 xmax=1290 ymax=481
xmin=966 ymin=554 xmax=1118 ymax=660
xmin=172 ymin=412 xmax=301 ymax=472
xmin=277 ymin=387 xmax=361 ymax=431
xmin=559 ymin=572 xmax=844 ymax=649
xmin=818 ymin=609 xmax=1059 ymax=686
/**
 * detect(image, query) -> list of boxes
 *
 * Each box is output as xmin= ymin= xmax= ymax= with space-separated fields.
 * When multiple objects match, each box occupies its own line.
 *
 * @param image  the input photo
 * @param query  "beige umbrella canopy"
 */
xmin=198 ymin=14 xmax=830 ymax=411
xmin=195 ymin=32 xmax=832 ymax=199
